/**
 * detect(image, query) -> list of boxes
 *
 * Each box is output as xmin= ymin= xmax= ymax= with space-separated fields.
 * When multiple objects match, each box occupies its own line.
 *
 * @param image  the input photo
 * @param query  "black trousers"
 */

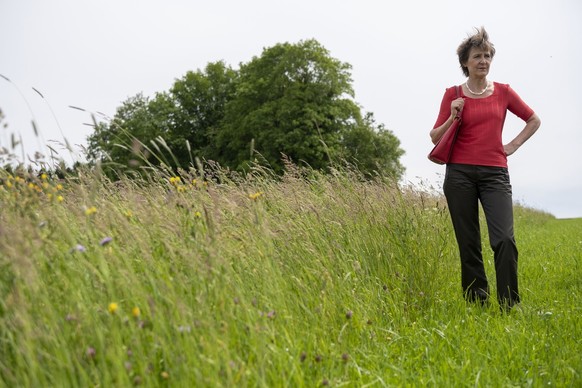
xmin=443 ymin=163 xmax=520 ymax=308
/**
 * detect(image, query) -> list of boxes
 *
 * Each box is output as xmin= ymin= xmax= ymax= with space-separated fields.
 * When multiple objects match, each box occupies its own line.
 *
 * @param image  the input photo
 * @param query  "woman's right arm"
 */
xmin=429 ymin=89 xmax=464 ymax=144
xmin=430 ymin=114 xmax=455 ymax=144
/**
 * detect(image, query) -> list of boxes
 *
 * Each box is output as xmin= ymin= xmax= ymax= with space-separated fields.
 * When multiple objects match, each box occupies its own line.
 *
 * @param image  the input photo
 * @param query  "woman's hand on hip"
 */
xmin=504 ymin=143 xmax=519 ymax=156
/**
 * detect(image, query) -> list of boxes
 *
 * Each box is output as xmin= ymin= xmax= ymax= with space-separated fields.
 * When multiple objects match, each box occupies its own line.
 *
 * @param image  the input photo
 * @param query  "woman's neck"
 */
xmin=467 ymin=77 xmax=488 ymax=89
xmin=465 ymin=77 xmax=490 ymax=96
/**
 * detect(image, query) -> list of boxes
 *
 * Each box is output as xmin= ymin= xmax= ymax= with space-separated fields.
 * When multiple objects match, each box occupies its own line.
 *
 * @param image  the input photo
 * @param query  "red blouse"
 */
xmin=433 ymin=82 xmax=534 ymax=168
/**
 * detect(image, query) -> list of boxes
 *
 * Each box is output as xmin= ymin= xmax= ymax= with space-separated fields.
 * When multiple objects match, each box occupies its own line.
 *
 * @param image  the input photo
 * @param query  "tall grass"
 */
xmin=0 ymin=161 xmax=580 ymax=387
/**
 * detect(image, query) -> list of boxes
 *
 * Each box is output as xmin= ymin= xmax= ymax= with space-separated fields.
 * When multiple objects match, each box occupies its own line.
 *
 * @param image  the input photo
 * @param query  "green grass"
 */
xmin=0 ymin=165 xmax=580 ymax=387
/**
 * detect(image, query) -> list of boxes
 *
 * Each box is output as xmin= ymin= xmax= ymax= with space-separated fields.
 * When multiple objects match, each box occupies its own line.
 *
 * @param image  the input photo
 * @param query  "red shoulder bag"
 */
xmin=428 ymin=85 xmax=462 ymax=165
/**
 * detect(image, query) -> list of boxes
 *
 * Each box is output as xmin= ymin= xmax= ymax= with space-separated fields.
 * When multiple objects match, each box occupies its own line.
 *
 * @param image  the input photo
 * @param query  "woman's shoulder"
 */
xmin=492 ymin=82 xmax=519 ymax=100
xmin=444 ymin=85 xmax=462 ymax=97
xmin=493 ymin=81 xmax=510 ymax=89
xmin=492 ymin=82 xmax=512 ymax=94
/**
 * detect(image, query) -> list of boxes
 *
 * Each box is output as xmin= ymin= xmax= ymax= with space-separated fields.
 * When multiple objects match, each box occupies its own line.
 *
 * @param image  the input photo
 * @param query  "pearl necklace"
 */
xmin=465 ymin=80 xmax=489 ymax=95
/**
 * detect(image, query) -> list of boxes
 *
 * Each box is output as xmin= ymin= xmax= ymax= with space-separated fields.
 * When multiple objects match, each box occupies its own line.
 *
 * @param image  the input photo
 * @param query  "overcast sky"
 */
xmin=1 ymin=0 xmax=581 ymax=218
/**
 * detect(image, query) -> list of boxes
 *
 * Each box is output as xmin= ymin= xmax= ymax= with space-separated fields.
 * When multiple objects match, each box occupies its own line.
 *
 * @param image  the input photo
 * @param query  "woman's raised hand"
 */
xmin=451 ymin=97 xmax=465 ymax=118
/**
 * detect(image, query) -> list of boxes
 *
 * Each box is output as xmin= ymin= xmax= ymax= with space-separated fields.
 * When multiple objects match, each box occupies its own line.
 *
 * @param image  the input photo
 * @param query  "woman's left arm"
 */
xmin=504 ymin=113 xmax=541 ymax=156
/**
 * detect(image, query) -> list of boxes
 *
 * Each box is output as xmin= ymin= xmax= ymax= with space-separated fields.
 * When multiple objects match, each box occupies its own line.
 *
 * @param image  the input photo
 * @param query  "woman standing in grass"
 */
xmin=430 ymin=27 xmax=541 ymax=311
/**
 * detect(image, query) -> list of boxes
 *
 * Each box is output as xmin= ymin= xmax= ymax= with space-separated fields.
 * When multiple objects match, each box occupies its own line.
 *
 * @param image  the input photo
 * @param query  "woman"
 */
xmin=430 ymin=27 xmax=541 ymax=311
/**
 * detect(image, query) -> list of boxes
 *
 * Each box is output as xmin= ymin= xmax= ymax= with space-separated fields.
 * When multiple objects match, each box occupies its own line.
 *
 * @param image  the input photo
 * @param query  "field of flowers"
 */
xmin=1 ymin=164 xmax=580 ymax=386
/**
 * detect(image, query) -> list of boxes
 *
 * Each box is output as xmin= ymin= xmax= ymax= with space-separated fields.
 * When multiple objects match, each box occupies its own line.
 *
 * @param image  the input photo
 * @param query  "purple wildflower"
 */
xmin=86 ymin=347 xmax=96 ymax=359
xmin=70 ymin=244 xmax=86 ymax=253
xmin=99 ymin=236 xmax=113 ymax=246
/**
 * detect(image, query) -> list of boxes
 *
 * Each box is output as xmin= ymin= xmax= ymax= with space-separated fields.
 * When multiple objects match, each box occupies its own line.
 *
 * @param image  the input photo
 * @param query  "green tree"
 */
xmin=87 ymin=92 xmax=176 ymax=169
xmin=170 ymin=61 xmax=237 ymax=162
xmin=342 ymin=112 xmax=405 ymax=178
xmin=215 ymin=39 xmax=404 ymax=178
xmin=216 ymin=39 xmax=361 ymax=172
xmin=87 ymin=61 xmax=236 ymax=170
xmin=86 ymin=40 xmax=405 ymax=179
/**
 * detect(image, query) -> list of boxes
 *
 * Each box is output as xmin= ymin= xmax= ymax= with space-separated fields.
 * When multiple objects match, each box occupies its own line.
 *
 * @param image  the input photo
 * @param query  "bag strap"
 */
xmin=454 ymin=85 xmax=462 ymax=122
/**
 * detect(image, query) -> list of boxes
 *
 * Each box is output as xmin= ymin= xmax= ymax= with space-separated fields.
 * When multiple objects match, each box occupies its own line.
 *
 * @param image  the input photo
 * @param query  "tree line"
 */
xmin=87 ymin=39 xmax=405 ymax=179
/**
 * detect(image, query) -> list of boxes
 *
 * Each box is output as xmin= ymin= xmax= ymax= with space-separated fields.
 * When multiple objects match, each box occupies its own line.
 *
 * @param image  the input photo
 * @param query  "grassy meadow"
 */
xmin=0 ymin=164 xmax=580 ymax=387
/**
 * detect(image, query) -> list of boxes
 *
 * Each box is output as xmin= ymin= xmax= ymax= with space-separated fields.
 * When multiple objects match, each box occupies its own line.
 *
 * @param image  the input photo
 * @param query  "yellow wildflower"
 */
xmin=41 ymin=173 xmax=48 ymax=180
xmin=56 ymin=184 xmax=63 ymax=191
xmin=57 ymin=195 xmax=64 ymax=202
xmin=161 ymin=371 xmax=169 ymax=379
xmin=194 ymin=211 xmax=202 ymax=218
xmin=169 ymin=176 xmax=181 ymax=185
xmin=108 ymin=302 xmax=118 ymax=314
xmin=249 ymin=191 xmax=264 ymax=200
xmin=85 ymin=206 xmax=97 ymax=216
xmin=132 ymin=306 xmax=141 ymax=318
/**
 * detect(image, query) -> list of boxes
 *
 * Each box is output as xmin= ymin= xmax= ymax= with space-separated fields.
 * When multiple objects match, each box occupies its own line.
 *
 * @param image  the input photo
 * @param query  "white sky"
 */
xmin=1 ymin=0 xmax=581 ymax=218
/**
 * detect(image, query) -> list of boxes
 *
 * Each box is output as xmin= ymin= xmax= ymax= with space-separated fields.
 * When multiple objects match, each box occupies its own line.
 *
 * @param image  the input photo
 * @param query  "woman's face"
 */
xmin=464 ymin=47 xmax=492 ymax=77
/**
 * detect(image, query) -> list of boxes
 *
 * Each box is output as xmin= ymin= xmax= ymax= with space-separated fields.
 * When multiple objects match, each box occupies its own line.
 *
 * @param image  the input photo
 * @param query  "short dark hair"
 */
xmin=457 ymin=27 xmax=496 ymax=77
